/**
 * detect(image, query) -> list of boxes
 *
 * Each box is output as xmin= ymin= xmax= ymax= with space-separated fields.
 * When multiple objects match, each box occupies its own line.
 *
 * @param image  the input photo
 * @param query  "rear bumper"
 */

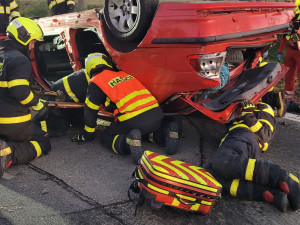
xmin=180 ymin=64 xmax=288 ymax=124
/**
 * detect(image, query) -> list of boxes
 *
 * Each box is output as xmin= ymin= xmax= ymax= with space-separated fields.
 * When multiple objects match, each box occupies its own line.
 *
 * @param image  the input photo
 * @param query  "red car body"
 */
xmin=31 ymin=1 xmax=295 ymax=123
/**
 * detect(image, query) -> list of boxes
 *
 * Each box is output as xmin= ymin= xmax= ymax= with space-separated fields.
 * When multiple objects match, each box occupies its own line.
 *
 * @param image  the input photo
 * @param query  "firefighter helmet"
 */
xmin=6 ymin=17 xmax=43 ymax=46
xmin=85 ymin=53 xmax=113 ymax=77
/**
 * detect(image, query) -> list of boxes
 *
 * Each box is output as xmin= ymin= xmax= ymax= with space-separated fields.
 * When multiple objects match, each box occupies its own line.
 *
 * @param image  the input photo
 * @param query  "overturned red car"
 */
xmin=31 ymin=0 xmax=296 ymax=123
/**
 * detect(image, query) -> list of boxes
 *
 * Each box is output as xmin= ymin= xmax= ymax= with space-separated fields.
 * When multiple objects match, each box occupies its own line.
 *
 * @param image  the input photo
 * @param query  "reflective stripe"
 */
xmin=0 ymin=114 xmax=31 ymax=124
xmin=0 ymin=147 xmax=11 ymax=157
xmin=40 ymin=121 xmax=47 ymax=132
xmin=20 ymin=91 xmax=34 ymax=105
xmin=201 ymin=200 xmax=212 ymax=206
xmin=289 ymin=173 xmax=299 ymax=184
xmin=104 ymin=97 xmax=110 ymax=107
xmin=258 ymin=119 xmax=274 ymax=132
xmin=191 ymin=203 xmax=200 ymax=211
xmin=171 ymin=198 xmax=180 ymax=206
xmin=30 ymin=141 xmax=42 ymax=158
xmin=0 ymin=7 xmax=10 ymax=14
xmin=262 ymin=108 xmax=275 ymax=117
xmin=10 ymin=1 xmax=18 ymax=9
xmin=148 ymin=183 xmax=169 ymax=195
xmin=261 ymin=143 xmax=268 ymax=151
xmin=84 ymin=69 xmax=90 ymax=83
xmin=230 ymin=179 xmax=240 ymax=197
xmin=189 ymin=165 xmax=222 ymax=187
xmin=0 ymin=79 xmax=29 ymax=88
xmin=116 ymin=89 xmax=151 ymax=109
xmin=67 ymin=0 xmax=75 ymax=5
xmin=118 ymin=103 xmax=159 ymax=122
xmin=85 ymin=98 xmax=100 ymax=110
xmin=219 ymin=134 xmax=228 ymax=146
xmin=229 ymin=124 xmax=250 ymax=131
xmin=121 ymin=96 xmax=157 ymax=113
xmin=245 ymin=159 xmax=256 ymax=181
xmin=10 ymin=11 xmax=20 ymax=17
xmin=84 ymin=125 xmax=96 ymax=133
xmin=63 ymin=77 xmax=79 ymax=102
xmin=112 ymin=135 xmax=119 ymax=154
xmin=249 ymin=121 xmax=262 ymax=133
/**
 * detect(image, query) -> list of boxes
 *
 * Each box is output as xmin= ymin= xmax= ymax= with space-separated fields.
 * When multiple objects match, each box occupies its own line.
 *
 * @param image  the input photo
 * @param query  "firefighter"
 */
xmin=0 ymin=0 xmax=20 ymax=37
xmin=0 ymin=17 xmax=51 ymax=177
xmin=210 ymin=100 xmax=300 ymax=212
xmin=277 ymin=0 xmax=300 ymax=101
xmin=44 ymin=69 xmax=89 ymax=137
xmin=71 ymin=53 xmax=179 ymax=164
xmin=47 ymin=0 xmax=75 ymax=15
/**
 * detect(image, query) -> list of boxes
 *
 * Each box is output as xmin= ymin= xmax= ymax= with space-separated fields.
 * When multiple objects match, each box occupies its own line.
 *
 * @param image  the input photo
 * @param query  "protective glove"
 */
xmin=277 ymin=53 xmax=282 ymax=61
xmin=71 ymin=132 xmax=94 ymax=143
xmin=241 ymin=100 xmax=256 ymax=116
xmin=32 ymin=99 xmax=48 ymax=111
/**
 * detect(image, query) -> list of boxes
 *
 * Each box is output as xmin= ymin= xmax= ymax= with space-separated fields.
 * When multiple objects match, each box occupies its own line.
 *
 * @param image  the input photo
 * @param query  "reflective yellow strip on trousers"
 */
xmin=249 ymin=121 xmax=262 ymax=133
xmin=245 ymin=159 xmax=256 ymax=181
xmin=40 ymin=121 xmax=47 ymax=132
xmin=230 ymin=179 xmax=240 ymax=197
xmin=0 ymin=114 xmax=31 ymax=124
xmin=229 ymin=124 xmax=250 ymax=131
xmin=63 ymin=77 xmax=79 ymax=102
xmin=30 ymin=141 xmax=42 ymax=158
xmin=84 ymin=125 xmax=96 ymax=133
xmin=118 ymin=103 xmax=159 ymax=122
xmin=112 ymin=135 xmax=119 ymax=154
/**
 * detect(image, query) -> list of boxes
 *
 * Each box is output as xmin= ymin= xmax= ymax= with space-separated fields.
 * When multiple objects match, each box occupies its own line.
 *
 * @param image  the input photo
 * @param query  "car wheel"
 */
xmin=226 ymin=49 xmax=244 ymax=67
xmin=104 ymin=0 xmax=159 ymax=42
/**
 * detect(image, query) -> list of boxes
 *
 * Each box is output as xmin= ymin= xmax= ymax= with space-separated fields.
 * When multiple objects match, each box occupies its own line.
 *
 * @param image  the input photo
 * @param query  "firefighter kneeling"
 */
xmin=209 ymin=100 xmax=300 ymax=212
xmin=0 ymin=17 xmax=51 ymax=177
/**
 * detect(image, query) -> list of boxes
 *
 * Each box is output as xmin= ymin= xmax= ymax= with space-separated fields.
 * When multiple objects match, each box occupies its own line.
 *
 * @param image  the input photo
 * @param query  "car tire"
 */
xmin=104 ymin=0 xmax=159 ymax=42
xmin=226 ymin=49 xmax=244 ymax=67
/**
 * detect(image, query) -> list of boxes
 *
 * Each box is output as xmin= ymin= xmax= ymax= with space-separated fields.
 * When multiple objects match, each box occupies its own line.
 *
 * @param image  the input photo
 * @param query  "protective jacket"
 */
xmin=0 ymin=0 xmax=20 ymax=35
xmin=50 ymin=69 xmax=89 ymax=103
xmin=47 ymin=0 xmax=75 ymax=15
xmin=0 ymin=39 xmax=39 ymax=125
xmin=83 ymin=70 xmax=159 ymax=135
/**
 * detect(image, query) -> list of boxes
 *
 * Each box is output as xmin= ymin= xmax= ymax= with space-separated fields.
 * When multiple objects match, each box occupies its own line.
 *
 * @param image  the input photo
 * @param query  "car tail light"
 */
xmin=188 ymin=52 xmax=226 ymax=79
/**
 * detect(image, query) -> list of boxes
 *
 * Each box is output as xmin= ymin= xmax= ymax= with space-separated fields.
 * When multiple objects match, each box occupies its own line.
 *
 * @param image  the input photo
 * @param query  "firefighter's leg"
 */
xmin=0 ymin=121 xmax=51 ymax=176
xmin=0 ymin=139 xmax=13 ymax=177
xmin=284 ymin=48 xmax=297 ymax=100
xmin=218 ymin=177 xmax=288 ymax=212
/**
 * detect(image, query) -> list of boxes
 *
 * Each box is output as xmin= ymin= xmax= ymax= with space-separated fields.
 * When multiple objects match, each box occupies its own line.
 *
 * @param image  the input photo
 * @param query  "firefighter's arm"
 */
xmin=9 ymin=0 xmax=21 ymax=21
xmin=72 ymin=82 xmax=105 ymax=142
xmin=7 ymin=56 xmax=40 ymax=107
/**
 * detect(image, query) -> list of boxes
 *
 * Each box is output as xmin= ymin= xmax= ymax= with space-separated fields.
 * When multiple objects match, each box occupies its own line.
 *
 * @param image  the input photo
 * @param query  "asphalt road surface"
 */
xmin=0 ymin=113 xmax=299 ymax=225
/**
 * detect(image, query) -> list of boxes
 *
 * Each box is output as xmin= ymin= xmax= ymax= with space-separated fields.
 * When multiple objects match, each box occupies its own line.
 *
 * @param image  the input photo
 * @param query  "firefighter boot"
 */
xmin=165 ymin=121 xmax=179 ymax=155
xmin=0 ymin=139 xmax=13 ymax=178
xmin=126 ymin=129 xmax=143 ymax=165
xmin=279 ymin=173 xmax=300 ymax=211
xmin=263 ymin=190 xmax=288 ymax=212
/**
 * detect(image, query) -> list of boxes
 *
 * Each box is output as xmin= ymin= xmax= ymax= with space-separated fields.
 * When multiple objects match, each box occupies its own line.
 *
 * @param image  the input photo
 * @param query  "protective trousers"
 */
xmin=284 ymin=47 xmax=300 ymax=100
xmin=0 ymin=121 xmax=51 ymax=165
xmin=211 ymin=128 xmax=287 ymax=192
xmin=100 ymin=107 xmax=163 ymax=155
